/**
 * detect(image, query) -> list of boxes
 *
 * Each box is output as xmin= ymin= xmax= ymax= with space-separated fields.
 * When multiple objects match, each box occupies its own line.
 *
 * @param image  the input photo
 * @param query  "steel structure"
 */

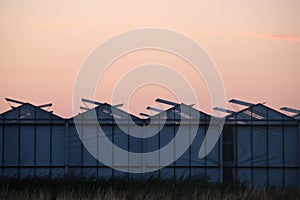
xmin=0 ymin=98 xmax=299 ymax=188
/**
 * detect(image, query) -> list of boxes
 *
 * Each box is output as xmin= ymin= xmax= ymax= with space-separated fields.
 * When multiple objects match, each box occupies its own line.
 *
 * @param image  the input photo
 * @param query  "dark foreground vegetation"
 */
xmin=0 ymin=176 xmax=299 ymax=200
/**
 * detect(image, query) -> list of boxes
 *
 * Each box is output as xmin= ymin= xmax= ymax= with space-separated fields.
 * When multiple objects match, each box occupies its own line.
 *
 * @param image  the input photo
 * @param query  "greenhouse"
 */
xmin=223 ymin=103 xmax=299 ymax=187
xmin=0 ymin=98 xmax=299 ymax=188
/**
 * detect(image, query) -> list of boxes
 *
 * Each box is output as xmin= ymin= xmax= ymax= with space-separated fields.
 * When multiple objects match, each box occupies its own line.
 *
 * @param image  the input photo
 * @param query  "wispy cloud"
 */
xmin=202 ymin=31 xmax=300 ymax=43
xmin=248 ymin=32 xmax=300 ymax=42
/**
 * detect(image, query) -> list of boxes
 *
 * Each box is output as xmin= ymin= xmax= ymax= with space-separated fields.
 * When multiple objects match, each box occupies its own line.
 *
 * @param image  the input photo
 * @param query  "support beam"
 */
xmin=155 ymin=98 xmax=179 ymax=106
xmin=140 ymin=113 xmax=150 ymax=118
xmin=80 ymin=106 xmax=90 ymax=111
xmin=38 ymin=103 xmax=52 ymax=108
xmin=5 ymin=98 xmax=25 ymax=108
xmin=113 ymin=103 xmax=124 ymax=108
xmin=81 ymin=98 xmax=102 ymax=106
xmin=146 ymin=106 xmax=164 ymax=113
xmin=213 ymin=107 xmax=235 ymax=114
xmin=229 ymin=99 xmax=254 ymax=107
xmin=280 ymin=107 xmax=300 ymax=114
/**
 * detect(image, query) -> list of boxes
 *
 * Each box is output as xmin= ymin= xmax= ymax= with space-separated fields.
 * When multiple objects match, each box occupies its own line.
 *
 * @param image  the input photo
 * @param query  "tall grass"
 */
xmin=0 ymin=176 xmax=299 ymax=200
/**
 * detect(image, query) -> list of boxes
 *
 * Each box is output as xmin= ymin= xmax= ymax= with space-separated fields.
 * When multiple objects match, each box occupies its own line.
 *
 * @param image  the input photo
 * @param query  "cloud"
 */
xmin=202 ymin=31 xmax=300 ymax=43
xmin=249 ymin=32 xmax=300 ymax=42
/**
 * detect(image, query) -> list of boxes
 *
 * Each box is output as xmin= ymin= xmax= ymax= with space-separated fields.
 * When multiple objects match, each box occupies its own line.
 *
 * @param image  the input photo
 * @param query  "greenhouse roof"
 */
xmin=148 ymin=103 xmax=211 ymax=120
xmin=226 ymin=103 xmax=294 ymax=121
xmin=0 ymin=103 xmax=62 ymax=120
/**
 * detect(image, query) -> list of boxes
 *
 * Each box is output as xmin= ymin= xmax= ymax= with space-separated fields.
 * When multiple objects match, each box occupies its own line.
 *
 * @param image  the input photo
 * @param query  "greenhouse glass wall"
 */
xmin=0 ymin=99 xmax=299 ymax=188
xmin=223 ymin=103 xmax=299 ymax=188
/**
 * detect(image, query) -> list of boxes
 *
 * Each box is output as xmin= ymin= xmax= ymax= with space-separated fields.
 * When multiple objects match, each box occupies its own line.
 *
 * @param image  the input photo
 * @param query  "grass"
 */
xmin=0 ymin=176 xmax=300 ymax=200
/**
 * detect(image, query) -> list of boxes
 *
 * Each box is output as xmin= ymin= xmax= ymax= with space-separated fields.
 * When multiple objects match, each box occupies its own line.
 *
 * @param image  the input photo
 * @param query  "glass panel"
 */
xmin=252 ymin=105 xmax=267 ymax=120
xmin=68 ymin=167 xmax=81 ymax=176
xmin=113 ymin=169 xmax=128 ymax=179
xmin=52 ymin=125 xmax=65 ymax=165
xmin=20 ymin=104 xmax=35 ymax=119
xmin=253 ymin=126 xmax=267 ymax=166
xmin=114 ymin=125 xmax=128 ymax=167
xmin=82 ymin=168 xmax=97 ymax=178
xmin=98 ymin=106 xmax=113 ymax=120
xmin=223 ymin=167 xmax=235 ymax=182
xmin=36 ymin=108 xmax=51 ymax=119
xmin=237 ymin=168 xmax=252 ymax=186
xmin=68 ymin=125 xmax=82 ymax=166
xmin=20 ymin=168 xmax=34 ymax=178
xmin=4 ymin=108 xmax=20 ymax=119
xmin=236 ymin=126 xmax=252 ymax=166
xmin=114 ymin=124 xmax=128 ymax=151
xmin=36 ymin=168 xmax=50 ymax=177
xmin=51 ymin=168 xmax=65 ymax=178
xmin=175 ymin=168 xmax=189 ymax=180
xmin=98 ymin=167 xmax=112 ymax=179
xmin=175 ymin=125 xmax=190 ymax=166
xmin=20 ymin=125 xmax=34 ymax=166
xmin=236 ymin=110 xmax=251 ymax=120
xmin=82 ymin=125 xmax=97 ymax=166
xmin=36 ymin=126 xmax=50 ymax=166
xmin=190 ymin=167 xmax=205 ymax=178
xmin=267 ymin=108 xmax=284 ymax=120
xmin=143 ymin=170 xmax=159 ymax=179
xmin=269 ymin=169 xmax=283 ymax=187
xmin=159 ymin=167 xmax=174 ymax=179
xmin=284 ymin=126 xmax=298 ymax=166
xmin=191 ymin=126 xmax=205 ymax=166
xmin=98 ymin=125 xmax=112 ymax=166
xmin=253 ymin=168 xmax=267 ymax=188
xmin=285 ymin=169 xmax=298 ymax=188
xmin=160 ymin=125 xmax=175 ymax=167
xmin=3 ymin=168 xmax=18 ymax=177
xmin=206 ymin=168 xmax=219 ymax=182
xmin=144 ymin=125 xmax=159 ymax=167
xmin=268 ymin=126 xmax=283 ymax=166
xmin=206 ymin=142 xmax=219 ymax=166
xmin=4 ymin=125 xmax=18 ymax=166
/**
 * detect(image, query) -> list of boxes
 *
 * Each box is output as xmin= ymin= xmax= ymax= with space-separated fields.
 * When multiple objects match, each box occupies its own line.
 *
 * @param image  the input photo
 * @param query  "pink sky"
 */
xmin=0 ymin=1 xmax=300 ymax=117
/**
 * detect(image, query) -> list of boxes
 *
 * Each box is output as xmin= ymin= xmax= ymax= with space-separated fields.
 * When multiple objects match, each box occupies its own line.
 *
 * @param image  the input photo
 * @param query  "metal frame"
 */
xmin=0 ymin=102 xmax=299 ymax=189
xmin=224 ymin=105 xmax=299 ymax=188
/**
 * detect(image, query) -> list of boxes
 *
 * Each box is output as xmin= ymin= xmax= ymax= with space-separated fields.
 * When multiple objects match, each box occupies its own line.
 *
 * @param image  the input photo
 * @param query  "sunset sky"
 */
xmin=0 ymin=0 xmax=299 ymax=117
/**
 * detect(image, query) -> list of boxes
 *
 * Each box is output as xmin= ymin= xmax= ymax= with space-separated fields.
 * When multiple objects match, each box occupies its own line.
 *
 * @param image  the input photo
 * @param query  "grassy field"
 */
xmin=1 ymin=176 xmax=300 ymax=200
